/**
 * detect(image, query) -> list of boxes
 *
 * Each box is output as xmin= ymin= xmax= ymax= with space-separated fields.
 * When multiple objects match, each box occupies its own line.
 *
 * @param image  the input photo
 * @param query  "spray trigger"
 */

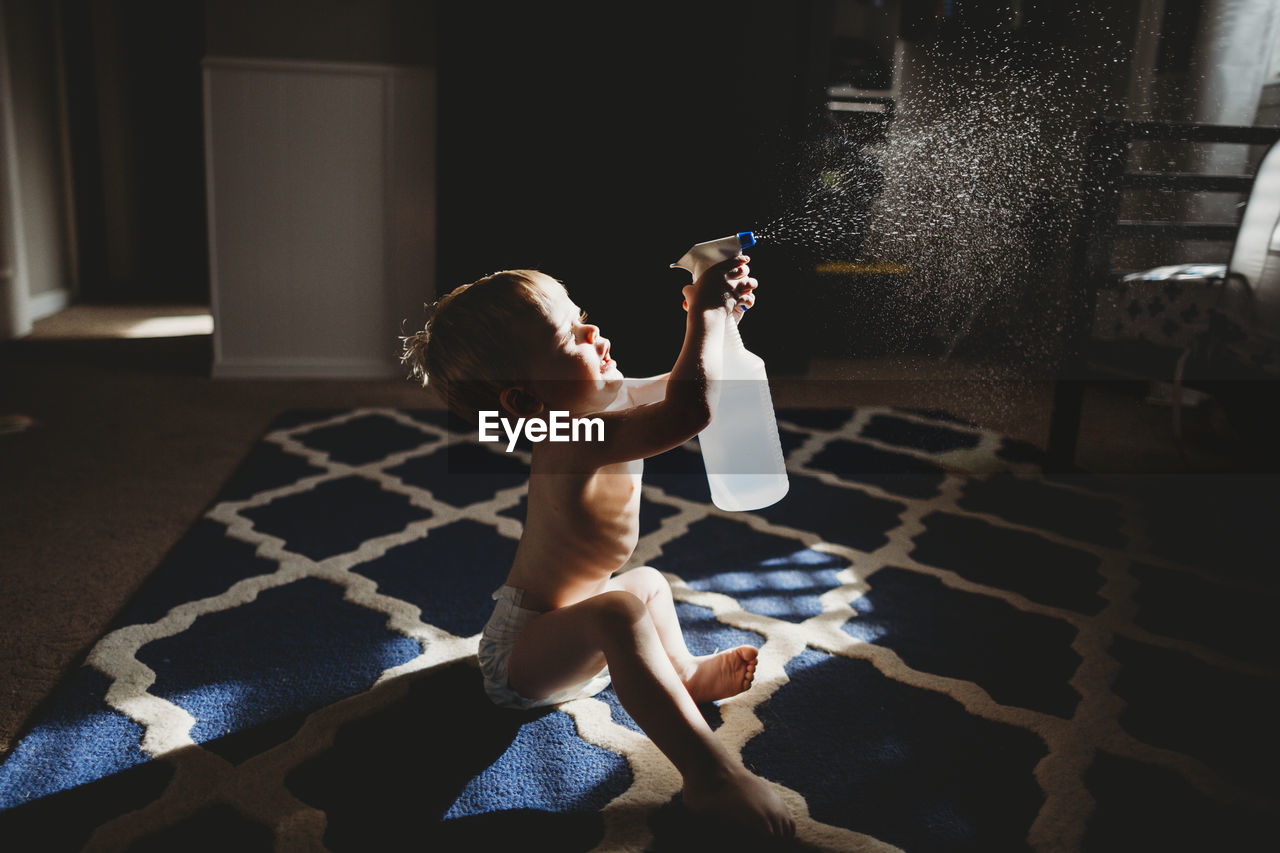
xmin=671 ymin=231 xmax=757 ymax=281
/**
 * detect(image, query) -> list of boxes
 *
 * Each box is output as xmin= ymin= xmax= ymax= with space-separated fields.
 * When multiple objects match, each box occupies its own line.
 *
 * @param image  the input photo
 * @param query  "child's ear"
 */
xmin=499 ymin=386 xmax=544 ymax=418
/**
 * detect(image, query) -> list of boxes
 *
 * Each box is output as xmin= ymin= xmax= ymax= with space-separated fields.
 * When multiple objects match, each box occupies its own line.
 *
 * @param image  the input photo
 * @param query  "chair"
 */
xmin=1046 ymin=119 xmax=1280 ymax=471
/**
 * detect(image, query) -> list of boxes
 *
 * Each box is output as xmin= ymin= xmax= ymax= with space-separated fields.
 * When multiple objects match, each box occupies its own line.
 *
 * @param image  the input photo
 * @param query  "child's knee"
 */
xmin=589 ymin=590 xmax=649 ymax=640
xmin=621 ymin=565 xmax=669 ymax=600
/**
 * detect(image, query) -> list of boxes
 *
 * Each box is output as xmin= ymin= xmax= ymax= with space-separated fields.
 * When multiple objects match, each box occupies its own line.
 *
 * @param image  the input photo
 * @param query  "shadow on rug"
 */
xmin=1 ymin=408 xmax=1276 ymax=851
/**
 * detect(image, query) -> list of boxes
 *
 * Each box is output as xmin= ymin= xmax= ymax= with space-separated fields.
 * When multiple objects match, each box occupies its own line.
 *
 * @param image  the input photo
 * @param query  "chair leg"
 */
xmin=1046 ymin=380 xmax=1085 ymax=472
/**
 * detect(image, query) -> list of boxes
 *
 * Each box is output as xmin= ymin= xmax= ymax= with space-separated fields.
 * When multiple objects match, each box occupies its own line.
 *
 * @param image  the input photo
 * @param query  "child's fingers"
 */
xmin=690 ymin=263 xmax=755 ymax=313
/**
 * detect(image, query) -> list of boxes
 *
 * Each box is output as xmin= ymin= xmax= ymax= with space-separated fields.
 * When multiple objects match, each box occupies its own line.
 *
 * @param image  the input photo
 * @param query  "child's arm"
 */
xmin=624 ymin=373 xmax=672 ymax=408
xmin=576 ymin=257 xmax=755 ymax=467
xmin=624 ymin=295 xmax=753 ymax=408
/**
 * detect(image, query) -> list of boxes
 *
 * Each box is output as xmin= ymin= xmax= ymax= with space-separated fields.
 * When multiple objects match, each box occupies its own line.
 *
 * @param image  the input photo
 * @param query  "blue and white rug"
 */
xmin=1 ymin=407 xmax=1276 ymax=851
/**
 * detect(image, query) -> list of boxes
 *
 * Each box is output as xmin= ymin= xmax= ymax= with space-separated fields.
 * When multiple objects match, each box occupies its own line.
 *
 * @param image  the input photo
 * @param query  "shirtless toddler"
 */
xmin=402 ymin=255 xmax=794 ymax=840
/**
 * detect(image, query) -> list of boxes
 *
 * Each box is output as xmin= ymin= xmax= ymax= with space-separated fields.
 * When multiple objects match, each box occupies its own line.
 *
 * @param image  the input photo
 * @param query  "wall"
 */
xmin=1 ymin=0 xmax=75 ymax=338
xmin=1186 ymin=0 xmax=1279 ymax=130
xmin=1182 ymin=0 xmax=1280 ymax=230
xmin=204 ymin=0 xmax=434 ymax=66
xmin=58 ymin=0 xmax=209 ymax=303
xmin=1118 ymin=0 xmax=1280 ymax=266
xmin=432 ymin=2 xmax=827 ymax=376
xmin=1260 ymin=20 xmax=1280 ymax=126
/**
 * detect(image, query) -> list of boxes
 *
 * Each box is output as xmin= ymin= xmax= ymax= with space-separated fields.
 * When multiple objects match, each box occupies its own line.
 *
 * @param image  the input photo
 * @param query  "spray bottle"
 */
xmin=671 ymin=232 xmax=789 ymax=511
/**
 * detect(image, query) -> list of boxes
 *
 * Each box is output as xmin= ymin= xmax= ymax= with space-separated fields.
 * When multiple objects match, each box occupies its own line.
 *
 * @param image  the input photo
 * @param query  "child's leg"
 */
xmin=506 ymin=591 xmax=793 ymax=839
xmin=605 ymin=566 xmax=757 ymax=704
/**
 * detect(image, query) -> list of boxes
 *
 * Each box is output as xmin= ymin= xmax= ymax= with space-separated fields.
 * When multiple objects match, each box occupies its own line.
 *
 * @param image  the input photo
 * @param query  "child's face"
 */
xmin=524 ymin=276 xmax=624 ymax=415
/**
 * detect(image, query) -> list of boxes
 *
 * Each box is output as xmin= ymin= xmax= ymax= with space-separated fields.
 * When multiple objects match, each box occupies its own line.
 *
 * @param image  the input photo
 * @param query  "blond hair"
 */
xmin=401 ymin=270 xmax=560 ymax=422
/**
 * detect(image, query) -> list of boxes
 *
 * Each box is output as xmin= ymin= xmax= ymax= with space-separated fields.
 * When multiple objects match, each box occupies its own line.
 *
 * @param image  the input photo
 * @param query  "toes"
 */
xmin=740 ymin=649 xmax=758 ymax=690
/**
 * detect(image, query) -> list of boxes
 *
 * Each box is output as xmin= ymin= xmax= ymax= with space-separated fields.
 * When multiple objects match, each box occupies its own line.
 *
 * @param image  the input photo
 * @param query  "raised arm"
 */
xmin=624 ymin=278 xmax=756 ymax=409
xmin=581 ymin=256 xmax=757 ymax=467
xmin=623 ymin=372 xmax=673 ymax=408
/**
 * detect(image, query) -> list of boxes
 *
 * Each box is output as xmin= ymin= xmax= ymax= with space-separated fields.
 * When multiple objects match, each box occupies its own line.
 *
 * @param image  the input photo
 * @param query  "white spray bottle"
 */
xmin=671 ymin=232 xmax=789 ymax=511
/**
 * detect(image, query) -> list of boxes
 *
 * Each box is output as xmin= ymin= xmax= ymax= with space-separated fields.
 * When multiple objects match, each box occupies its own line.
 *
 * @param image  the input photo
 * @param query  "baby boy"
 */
xmin=402 ymin=255 xmax=794 ymax=839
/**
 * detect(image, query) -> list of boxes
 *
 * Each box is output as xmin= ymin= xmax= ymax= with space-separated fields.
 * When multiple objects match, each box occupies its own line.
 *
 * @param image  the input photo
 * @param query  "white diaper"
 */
xmin=476 ymin=585 xmax=611 ymax=709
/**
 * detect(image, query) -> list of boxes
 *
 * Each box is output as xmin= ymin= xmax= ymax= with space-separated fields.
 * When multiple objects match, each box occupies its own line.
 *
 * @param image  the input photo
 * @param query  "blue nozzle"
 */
xmin=738 ymin=231 xmax=757 ymax=250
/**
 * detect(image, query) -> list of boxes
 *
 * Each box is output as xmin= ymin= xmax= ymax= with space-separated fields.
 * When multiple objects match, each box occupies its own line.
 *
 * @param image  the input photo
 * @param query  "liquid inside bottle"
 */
xmin=697 ymin=319 xmax=789 ymax=511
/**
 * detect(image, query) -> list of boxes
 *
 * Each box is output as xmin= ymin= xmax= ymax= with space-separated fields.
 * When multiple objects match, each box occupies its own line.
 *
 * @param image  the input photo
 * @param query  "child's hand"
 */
xmin=727 ymin=255 xmax=758 ymax=319
xmin=683 ymin=255 xmax=757 ymax=318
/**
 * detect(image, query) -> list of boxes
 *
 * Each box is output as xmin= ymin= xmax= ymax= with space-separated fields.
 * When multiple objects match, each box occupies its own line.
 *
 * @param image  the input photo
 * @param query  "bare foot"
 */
xmin=683 ymin=764 xmax=795 ymax=841
xmin=680 ymin=646 xmax=758 ymax=704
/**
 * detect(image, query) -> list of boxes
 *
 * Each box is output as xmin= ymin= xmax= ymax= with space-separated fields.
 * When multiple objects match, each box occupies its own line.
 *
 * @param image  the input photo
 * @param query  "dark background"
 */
xmin=48 ymin=0 xmax=1149 ymax=375
xmin=432 ymin=2 xmax=831 ymax=376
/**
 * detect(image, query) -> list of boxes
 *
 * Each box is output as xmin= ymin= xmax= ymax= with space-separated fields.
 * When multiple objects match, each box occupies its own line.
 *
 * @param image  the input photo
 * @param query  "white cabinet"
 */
xmin=204 ymin=57 xmax=434 ymax=378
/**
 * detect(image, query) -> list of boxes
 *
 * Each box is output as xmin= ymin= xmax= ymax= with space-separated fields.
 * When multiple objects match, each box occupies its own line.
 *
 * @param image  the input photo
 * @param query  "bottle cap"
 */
xmin=737 ymin=232 xmax=757 ymax=250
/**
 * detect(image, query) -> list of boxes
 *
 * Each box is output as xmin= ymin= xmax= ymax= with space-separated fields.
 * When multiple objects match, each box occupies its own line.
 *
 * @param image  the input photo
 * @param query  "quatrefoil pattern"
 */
xmin=1 ymin=408 xmax=1275 ymax=851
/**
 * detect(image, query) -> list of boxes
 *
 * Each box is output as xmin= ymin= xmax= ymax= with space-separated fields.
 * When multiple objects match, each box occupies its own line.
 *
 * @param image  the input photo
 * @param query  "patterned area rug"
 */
xmin=1 ymin=407 xmax=1276 ymax=851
